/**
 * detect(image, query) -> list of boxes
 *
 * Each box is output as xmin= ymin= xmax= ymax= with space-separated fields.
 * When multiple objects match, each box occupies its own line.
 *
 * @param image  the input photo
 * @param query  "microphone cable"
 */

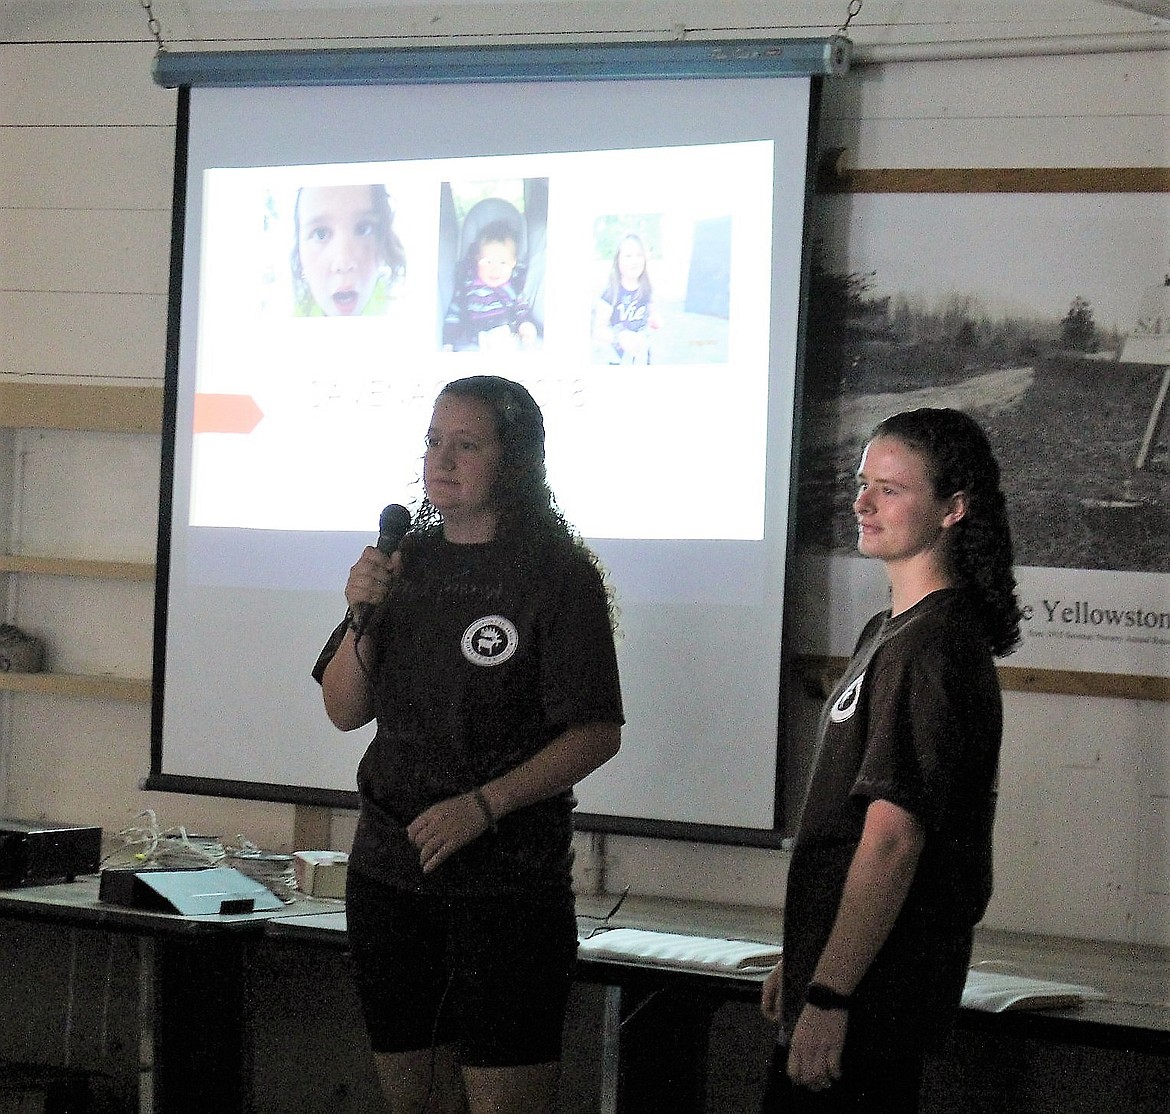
xmin=411 ymin=906 xmax=461 ymax=1114
xmin=411 ymin=969 xmax=457 ymax=1114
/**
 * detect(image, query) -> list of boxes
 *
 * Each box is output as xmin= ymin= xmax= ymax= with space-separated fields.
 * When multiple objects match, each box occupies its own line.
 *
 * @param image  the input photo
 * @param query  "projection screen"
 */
xmin=146 ymin=41 xmax=833 ymax=845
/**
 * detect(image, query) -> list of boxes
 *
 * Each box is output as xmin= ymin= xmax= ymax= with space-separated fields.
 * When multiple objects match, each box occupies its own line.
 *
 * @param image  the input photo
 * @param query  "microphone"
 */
xmin=351 ymin=503 xmax=411 ymax=641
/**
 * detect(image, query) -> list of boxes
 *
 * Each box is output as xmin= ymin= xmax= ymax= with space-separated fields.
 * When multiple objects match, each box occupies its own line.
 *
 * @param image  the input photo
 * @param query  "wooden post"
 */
xmin=293 ymin=805 xmax=332 ymax=851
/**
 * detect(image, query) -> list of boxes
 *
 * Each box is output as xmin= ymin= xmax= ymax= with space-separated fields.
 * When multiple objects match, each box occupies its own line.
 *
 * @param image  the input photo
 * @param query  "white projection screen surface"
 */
xmin=148 ymin=44 xmax=820 ymax=844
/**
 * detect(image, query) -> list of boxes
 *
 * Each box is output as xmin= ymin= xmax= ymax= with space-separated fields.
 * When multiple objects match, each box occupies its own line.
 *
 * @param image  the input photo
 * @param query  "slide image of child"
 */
xmin=442 ymin=218 xmax=538 ymax=351
xmin=291 ymin=184 xmax=406 ymax=317
xmin=592 ymin=231 xmax=662 ymax=365
xmin=590 ymin=211 xmax=732 ymax=366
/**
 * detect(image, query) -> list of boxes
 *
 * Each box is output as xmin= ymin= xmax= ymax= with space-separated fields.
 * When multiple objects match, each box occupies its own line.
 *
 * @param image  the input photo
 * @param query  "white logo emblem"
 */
xmin=461 ymin=615 xmax=519 ymax=667
xmin=829 ymin=672 xmax=864 ymax=723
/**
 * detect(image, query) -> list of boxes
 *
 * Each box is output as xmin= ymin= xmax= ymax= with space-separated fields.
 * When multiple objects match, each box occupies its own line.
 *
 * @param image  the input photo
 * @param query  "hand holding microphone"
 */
xmin=348 ymin=503 xmax=411 ymax=641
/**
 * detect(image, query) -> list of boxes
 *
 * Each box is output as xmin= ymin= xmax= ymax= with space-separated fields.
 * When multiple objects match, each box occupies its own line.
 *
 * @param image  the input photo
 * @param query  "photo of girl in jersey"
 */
xmin=589 ymin=212 xmax=732 ymax=365
xmin=592 ymin=230 xmax=662 ymax=365
xmin=290 ymin=183 xmax=407 ymax=317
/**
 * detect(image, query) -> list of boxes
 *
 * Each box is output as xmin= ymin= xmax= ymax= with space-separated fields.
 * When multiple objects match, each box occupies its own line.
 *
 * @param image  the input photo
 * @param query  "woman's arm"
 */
xmin=810 ymin=797 xmax=924 ymax=991
xmin=407 ymin=721 xmax=621 ymax=874
xmin=482 ymin=721 xmax=621 ymax=820
xmin=320 ymin=626 xmax=376 ymax=730
xmin=760 ymin=956 xmax=785 ymax=1023
xmin=319 ymin=545 xmax=398 ymax=730
xmin=786 ymin=798 xmax=925 ymax=1089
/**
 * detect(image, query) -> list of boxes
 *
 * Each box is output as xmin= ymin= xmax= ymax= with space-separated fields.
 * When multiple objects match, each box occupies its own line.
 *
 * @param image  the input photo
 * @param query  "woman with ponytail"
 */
xmin=760 ymin=408 xmax=1021 ymax=1112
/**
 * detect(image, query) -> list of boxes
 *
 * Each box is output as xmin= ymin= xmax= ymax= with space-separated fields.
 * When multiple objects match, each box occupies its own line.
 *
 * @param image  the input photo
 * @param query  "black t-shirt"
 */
xmin=313 ymin=532 xmax=623 ymax=896
xmin=781 ymin=589 xmax=1002 ymax=1054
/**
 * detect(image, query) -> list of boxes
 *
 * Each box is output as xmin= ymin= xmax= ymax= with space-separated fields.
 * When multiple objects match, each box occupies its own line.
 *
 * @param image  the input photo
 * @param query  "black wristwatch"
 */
xmin=805 ymin=982 xmax=854 ymax=1011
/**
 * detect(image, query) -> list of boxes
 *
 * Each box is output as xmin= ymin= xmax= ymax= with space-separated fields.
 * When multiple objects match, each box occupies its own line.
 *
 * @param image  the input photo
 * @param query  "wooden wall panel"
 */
xmin=171 ymin=0 xmax=1165 ymax=45
xmin=4 ymin=698 xmax=294 ymax=851
xmin=1 ymin=38 xmax=174 ymax=384
xmin=819 ymin=50 xmax=1170 ymax=169
xmin=0 ymin=43 xmax=175 ymax=127
xmin=829 ymin=50 xmax=1170 ymax=123
xmin=0 ymin=4 xmax=1166 ymax=931
xmin=14 ymin=576 xmax=155 ymax=677
xmin=818 ymin=116 xmax=1170 ymax=172
xmin=0 ymin=126 xmax=174 ymax=210
xmin=13 ymin=429 xmax=160 ymax=560
xmin=0 ymin=210 xmax=172 ymax=295
xmin=0 ymin=291 xmax=168 ymax=381
xmin=0 ymin=0 xmax=159 ymax=42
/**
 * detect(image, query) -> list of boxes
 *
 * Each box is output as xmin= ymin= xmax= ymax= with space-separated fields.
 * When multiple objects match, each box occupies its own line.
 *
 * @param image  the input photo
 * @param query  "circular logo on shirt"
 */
xmin=461 ymin=615 xmax=519 ymax=667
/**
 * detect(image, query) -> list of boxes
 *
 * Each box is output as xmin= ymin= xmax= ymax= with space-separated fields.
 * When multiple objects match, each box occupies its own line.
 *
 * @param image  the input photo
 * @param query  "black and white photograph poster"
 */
xmin=791 ymin=189 xmax=1169 ymax=683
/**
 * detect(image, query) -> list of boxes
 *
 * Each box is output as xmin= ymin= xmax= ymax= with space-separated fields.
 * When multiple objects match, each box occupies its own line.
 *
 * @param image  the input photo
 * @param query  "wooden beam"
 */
xmin=997 ymin=665 xmax=1169 ymax=702
xmin=0 ymin=382 xmax=164 ymax=434
xmin=0 ymin=554 xmax=155 ymax=580
xmin=0 ymin=672 xmax=152 ymax=702
xmin=817 ymin=165 xmax=1170 ymax=194
xmin=293 ymin=805 xmax=334 ymax=851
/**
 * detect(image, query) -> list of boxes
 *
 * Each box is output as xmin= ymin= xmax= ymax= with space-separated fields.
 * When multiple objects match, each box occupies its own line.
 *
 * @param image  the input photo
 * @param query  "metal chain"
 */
xmin=839 ymin=0 xmax=863 ymax=36
xmin=139 ymin=0 xmax=166 ymax=52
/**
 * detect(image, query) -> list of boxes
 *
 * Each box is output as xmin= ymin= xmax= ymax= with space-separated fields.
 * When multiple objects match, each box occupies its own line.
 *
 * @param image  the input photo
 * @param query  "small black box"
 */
xmin=98 ymin=865 xmax=203 ymax=911
xmin=99 ymin=865 xmax=284 ymax=915
xmin=0 ymin=818 xmax=102 ymax=888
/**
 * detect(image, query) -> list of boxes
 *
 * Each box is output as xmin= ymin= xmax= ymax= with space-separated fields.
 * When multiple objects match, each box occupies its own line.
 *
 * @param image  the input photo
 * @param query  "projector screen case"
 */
xmin=152 ymin=38 xmax=851 ymax=89
xmin=148 ymin=41 xmax=824 ymax=847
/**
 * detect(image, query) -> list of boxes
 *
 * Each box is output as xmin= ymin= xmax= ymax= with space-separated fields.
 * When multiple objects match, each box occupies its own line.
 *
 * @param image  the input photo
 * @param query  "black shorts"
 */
xmin=345 ymin=870 xmax=579 ymax=1067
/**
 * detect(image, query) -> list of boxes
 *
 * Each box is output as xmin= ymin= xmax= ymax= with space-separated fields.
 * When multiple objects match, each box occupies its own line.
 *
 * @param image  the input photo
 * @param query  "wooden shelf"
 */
xmin=0 ymin=554 xmax=155 ymax=581
xmin=0 ymin=671 xmax=151 ymax=703
xmin=0 ymin=385 xmax=160 ymax=706
xmin=0 ymin=382 xmax=164 ymax=434
xmin=816 ymin=164 xmax=1170 ymax=195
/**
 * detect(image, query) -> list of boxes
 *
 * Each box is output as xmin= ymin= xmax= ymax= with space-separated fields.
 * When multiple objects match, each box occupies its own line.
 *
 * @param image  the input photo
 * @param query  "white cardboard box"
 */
xmin=293 ymin=850 xmax=348 ymax=899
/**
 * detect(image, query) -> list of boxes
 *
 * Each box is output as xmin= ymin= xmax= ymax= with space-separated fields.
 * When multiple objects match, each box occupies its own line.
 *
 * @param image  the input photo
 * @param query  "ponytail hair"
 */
xmin=872 ymin=408 xmax=1022 ymax=656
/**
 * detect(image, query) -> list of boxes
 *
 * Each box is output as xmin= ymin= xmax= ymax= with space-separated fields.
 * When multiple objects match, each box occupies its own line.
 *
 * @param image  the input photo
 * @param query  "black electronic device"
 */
xmin=98 ymin=865 xmax=284 ymax=915
xmin=98 ymin=865 xmax=201 ymax=910
xmin=0 ymin=818 xmax=102 ymax=888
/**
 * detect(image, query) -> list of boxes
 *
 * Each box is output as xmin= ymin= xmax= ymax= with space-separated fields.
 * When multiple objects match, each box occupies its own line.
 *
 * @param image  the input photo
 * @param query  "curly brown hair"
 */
xmin=872 ymin=408 xmax=1022 ymax=656
xmin=406 ymin=376 xmax=615 ymax=624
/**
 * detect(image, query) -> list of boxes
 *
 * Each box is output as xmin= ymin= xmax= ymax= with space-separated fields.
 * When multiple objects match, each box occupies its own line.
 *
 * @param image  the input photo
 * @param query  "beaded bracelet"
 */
xmin=472 ymin=787 xmax=498 ymax=834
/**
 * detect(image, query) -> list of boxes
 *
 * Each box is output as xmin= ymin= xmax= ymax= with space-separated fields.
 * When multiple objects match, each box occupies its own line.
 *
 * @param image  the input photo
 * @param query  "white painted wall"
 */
xmin=1 ymin=0 xmax=1167 ymax=944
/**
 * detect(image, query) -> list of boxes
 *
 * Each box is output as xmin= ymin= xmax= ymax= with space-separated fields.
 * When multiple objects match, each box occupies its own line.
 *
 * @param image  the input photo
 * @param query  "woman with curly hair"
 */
xmin=314 ymin=375 xmax=622 ymax=1114
xmin=760 ymin=408 xmax=1021 ymax=1112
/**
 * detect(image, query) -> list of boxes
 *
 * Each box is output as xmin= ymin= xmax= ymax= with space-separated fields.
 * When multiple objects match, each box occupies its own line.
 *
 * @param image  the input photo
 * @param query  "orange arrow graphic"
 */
xmin=193 ymin=393 xmax=264 ymax=434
